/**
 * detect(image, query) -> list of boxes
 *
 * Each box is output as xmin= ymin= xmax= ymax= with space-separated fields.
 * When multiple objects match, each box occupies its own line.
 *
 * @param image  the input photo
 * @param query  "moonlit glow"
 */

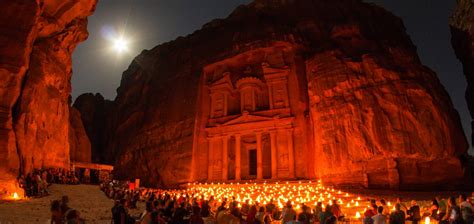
xmin=113 ymin=37 xmax=128 ymax=53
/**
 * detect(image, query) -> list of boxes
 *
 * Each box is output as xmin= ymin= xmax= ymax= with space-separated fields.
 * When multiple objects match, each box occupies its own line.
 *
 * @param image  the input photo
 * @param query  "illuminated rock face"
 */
xmin=69 ymin=107 xmax=92 ymax=164
xmin=0 ymin=0 xmax=96 ymax=198
xmin=110 ymin=0 xmax=469 ymax=189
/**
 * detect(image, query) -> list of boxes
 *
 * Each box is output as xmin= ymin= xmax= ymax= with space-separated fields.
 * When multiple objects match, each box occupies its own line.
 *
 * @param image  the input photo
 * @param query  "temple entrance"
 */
xmin=249 ymin=149 xmax=257 ymax=176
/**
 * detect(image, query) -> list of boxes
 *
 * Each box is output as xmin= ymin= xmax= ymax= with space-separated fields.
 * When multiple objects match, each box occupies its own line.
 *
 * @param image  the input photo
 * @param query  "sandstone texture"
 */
xmin=69 ymin=107 xmax=91 ymax=163
xmin=73 ymin=93 xmax=116 ymax=164
xmin=451 ymin=0 xmax=474 ymax=144
xmin=102 ymin=0 xmax=470 ymax=189
xmin=0 ymin=0 xmax=96 ymax=198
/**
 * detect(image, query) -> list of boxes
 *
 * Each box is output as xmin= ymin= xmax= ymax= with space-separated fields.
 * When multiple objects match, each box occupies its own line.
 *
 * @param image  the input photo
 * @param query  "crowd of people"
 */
xmin=361 ymin=196 xmax=474 ymax=224
xmin=18 ymin=168 xmax=80 ymax=198
xmin=100 ymin=181 xmax=474 ymax=224
xmin=50 ymin=195 xmax=86 ymax=224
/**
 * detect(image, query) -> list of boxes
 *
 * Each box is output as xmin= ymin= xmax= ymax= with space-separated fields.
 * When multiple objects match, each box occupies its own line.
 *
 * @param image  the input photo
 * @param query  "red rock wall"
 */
xmin=69 ymin=107 xmax=92 ymax=163
xmin=306 ymin=49 xmax=467 ymax=190
xmin=73 ymin=93 xmax=115 ymax=164
xmin=0 ymin=0 xmax=96 ymax=198
xmin=110 ymin=0 xmax=469 ymax=189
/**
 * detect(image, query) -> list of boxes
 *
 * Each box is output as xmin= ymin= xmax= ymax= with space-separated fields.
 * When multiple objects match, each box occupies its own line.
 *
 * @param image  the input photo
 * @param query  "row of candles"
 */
xmin=157 ymin=180 xmax=432 ymax=223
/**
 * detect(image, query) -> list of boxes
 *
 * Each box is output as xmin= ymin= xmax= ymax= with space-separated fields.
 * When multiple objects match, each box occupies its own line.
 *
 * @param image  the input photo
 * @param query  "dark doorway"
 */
xmin=90 ymin=170 xmax=100 ymax=184
xmin=249 ymin=149 xmax=257 ymax=176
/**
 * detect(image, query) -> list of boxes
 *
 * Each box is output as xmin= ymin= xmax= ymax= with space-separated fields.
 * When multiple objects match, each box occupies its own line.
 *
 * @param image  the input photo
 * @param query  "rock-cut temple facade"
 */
xmin=192 ymin=47 xmax=310 ymax=182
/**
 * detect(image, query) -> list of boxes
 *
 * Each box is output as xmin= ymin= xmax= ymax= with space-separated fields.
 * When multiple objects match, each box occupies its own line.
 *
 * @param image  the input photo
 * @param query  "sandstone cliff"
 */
xmin=69 ymin=107 xmax=92 ymax=163
xmin=0 ymin=0 xmax=96 ymax=198
xmin=73 ymin=93 xmax=116 ymax=164
xmin=107 ymin=0 xmax=469 ymax=189
xmin=451 ymin=0 xmax=474 ymax=145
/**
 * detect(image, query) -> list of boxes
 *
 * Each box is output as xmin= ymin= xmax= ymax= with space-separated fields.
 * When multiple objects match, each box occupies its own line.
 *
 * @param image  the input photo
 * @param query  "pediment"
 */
xmin=210 ymin=72 xmax=233 ymax=89
xmin=222 ymin=112 xmax=273 ymax=126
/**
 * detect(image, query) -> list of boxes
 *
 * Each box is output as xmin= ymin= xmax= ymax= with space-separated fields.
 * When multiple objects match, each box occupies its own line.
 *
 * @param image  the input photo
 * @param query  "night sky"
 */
xmin=71 ymin=0 xmax=472 ymax=153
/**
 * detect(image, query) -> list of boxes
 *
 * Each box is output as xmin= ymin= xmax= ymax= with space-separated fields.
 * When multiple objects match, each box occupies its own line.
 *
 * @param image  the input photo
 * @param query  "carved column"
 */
xmin=268 ymin=85 xmax=274 ymax=109
xmin=270 ymin=131 xmax=277 ymax=179
xmin=256 ymin=132 xmax=263 ymax=180
xmin=222 ymin=136 xmax=229 ymax=180
xmin=287 ymin=130 xmax=295 ymax=178
xmin=208 ymin=138 xmax=214 ymax=180
xmin=235 ymin=134 xmax=241 ymax=181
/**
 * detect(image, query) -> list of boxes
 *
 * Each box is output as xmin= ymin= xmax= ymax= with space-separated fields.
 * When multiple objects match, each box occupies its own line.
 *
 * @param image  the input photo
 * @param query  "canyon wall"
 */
xmin=451 ymin=0 xmax=474 ymax=145
xmin=0 ymin=0 xmax=96 ymax=198
xmin=107 ymin=0 xmax=469 ymax=189
xmin=73 ymin=93 xmax=116 ymax=164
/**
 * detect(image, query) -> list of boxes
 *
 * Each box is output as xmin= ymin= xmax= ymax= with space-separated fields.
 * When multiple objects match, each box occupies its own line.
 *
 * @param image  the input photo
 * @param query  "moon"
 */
xmin=112 ymin=37 xmax=128 ymax=53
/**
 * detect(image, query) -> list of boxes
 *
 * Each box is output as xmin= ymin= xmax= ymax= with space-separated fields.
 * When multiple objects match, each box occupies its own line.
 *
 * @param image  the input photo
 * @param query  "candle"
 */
xmin=355 ymin=212 xmax=361 ymax=218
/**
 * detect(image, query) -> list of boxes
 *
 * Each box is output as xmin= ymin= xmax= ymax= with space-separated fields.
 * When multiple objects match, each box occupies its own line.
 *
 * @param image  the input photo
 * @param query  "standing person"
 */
xmin=389 ymin=204 xmax=405 ymax=224
xmin=406 ymin=200 xmax=421 ymax=224
xmin=255 ymin=206 xmax=266 ymax=224
xmin=449 ymin=206 xmax=464 ymax=224
xmin=372 ymin=206 xmax=386 ymax=224
xmin=319 ymin=205 xmax=334 ymax=224
xmin=266 ymin=199 xmax=276 ymax=216
xmin=429 ymin=198 xmax=439 ymax=218
xmin=112 ymin=199 xmax=130 ymax=224
xmin=200 ymin=200 xmax=211 ymax=218
xmin=364 ymin=205 xmax=377 ymax=224
xmin=380 ymin=199 xmax=390 ymax=216
xmin=50 ymin=200 xmax=63 ymax=224
xmin=189 ymin=206 xmax=204 ymax=224
xmin=331 ymin=200 xmax=342 ymax=220
xmin=246 ymin=205 xmax=257 ymax=224
xmin=437 ymin=196 xmax=448 ymax=221
xmin=396 ymin=198 xmax=408 ymax=212
xmin=171 ymin=202 xmax=188 ymax=224
xmin=298 ymin=205 xmax=312 ymax=224
xmin=281 ymin=201 xmax=296 ymax=224
xmin=242 ymin=199 xmax=250 ymax=215
xmin=217 ymin=201 xmax=227 ymax=215
xmin=65 ymin=210 xmax=85 ymax=224
xmin=60 ymin=195 xmax=71 ymax=216
xmin=441 ymin=197 xmax=458 ymax=224
xmin=313 ymin=202 xmax=323 ymax=222
xmin=458 ymin=194 xmax=473 ymax=224
xmin=139 ymin=201 xmax=153 ymax=224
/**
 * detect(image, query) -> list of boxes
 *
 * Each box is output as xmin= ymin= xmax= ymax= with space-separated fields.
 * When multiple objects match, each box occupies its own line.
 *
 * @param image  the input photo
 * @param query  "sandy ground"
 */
xmin=0 ymin=184 xmax=144 ymax=224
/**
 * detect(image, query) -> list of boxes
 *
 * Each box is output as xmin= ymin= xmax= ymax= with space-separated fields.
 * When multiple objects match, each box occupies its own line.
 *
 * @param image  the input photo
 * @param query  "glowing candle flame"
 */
xmin=425 ymin=217 xmax=430 ymax=224
xmin=12 ymin=192 xmax=19 ymax=200
xmin=355 ymin=212 xmax=361 ymax=218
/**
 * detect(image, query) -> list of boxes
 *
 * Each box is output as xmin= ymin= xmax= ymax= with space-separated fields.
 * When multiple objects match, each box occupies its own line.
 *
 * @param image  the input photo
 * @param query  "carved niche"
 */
xmin=262 ymin=63 xmax=290 ymax=109
xmin=209 ymin=72 xmax=234 ymax=118
xmin=236 ymin=77 xmax=266 ymax=112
